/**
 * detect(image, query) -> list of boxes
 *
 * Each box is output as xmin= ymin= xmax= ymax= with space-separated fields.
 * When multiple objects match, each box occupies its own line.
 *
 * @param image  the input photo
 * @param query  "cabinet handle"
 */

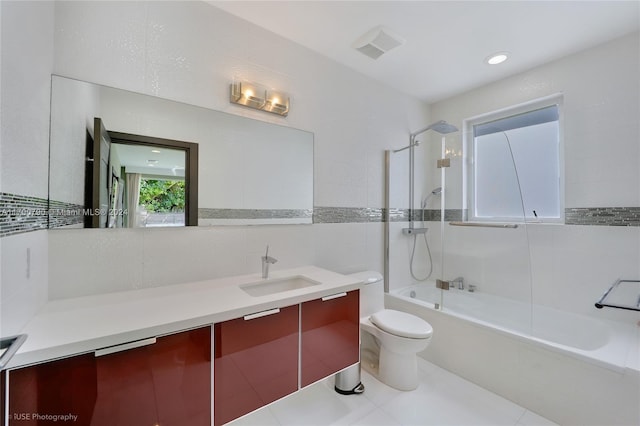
xmin=95 ymin=337 xmax=157 ymax=357
xmin=243 ymin=308 xmax=281 ymax=321
xmin=322 ymin=292 xmax=347 ymax=301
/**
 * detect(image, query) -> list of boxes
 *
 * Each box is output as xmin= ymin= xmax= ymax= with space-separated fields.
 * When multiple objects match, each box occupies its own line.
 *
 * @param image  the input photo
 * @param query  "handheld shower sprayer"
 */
xmin=421 ymin=187 xmax=442 ymax=208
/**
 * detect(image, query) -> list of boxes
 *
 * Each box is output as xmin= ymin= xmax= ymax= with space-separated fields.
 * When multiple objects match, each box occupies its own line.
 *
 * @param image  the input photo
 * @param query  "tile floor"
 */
xmin=228 ymin=358 xmax=557 ymax=426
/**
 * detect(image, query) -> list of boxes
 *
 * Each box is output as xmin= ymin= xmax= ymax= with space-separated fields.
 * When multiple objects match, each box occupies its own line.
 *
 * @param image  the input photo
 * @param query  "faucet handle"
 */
xmin=452 ymin=276 xmax=464 ymax=290
xmin=262 ymin=245 xmax=277 ymax=264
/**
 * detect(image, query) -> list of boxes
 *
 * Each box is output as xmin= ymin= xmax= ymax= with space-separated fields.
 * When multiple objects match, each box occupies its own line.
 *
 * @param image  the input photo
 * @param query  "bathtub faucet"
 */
xmin=451 ymin=277 xmax=464 ymax=290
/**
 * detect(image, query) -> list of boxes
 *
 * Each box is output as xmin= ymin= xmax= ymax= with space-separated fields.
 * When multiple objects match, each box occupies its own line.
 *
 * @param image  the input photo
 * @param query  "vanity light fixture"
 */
xmin=230 ymin=80 xmax=290 ymax=117
xmin=485 ymin=52 xmax=509 ymax=65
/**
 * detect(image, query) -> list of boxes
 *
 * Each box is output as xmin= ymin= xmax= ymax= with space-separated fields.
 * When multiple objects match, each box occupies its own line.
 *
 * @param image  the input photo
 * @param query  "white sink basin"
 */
xmin=240 ymin=275 xmax=321 ymax=297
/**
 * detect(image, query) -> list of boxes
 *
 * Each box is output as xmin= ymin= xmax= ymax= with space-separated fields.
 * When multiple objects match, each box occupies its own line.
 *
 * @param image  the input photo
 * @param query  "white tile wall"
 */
xmin=0 ymin=1 xmax=54 ymax=334
xmin=0 ymin=231 xmax=48 ymax=336
xmin=422 ymin=33 xmax=640 ymax=322
xmin=48 ymin=223 xmax=384 ymax=299
xmin=429 ymin=32 xmax=639 ymax=209
xmin=0 ymin=1 xmax=54 ymax=200
xmin=42 ymin=1 xmax=428 ymax=299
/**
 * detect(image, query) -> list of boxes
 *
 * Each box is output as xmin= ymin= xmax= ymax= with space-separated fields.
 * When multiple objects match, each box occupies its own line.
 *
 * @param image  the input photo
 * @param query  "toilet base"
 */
xmin=379 ymin=346 xmax=420 ymax=391
xmin=360 ymin=333 xmax=422 ymax=391
xmin=360 ymin=313 xmax=431 ymax=392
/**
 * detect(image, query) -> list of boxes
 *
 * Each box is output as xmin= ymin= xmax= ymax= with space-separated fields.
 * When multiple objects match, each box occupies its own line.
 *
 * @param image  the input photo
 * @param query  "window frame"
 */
xmin=462 ymin=93 xmax=565 ymax=224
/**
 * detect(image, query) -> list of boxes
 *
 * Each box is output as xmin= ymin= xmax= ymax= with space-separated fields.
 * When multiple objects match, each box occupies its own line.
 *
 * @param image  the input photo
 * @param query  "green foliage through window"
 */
xmin=139 ymin=179 xmax=185 ymax=213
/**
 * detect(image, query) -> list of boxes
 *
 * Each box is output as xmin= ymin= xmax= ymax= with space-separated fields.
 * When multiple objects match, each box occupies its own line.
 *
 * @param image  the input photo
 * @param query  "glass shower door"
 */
xmin=439 ymin=129 xmax=533 ymax=335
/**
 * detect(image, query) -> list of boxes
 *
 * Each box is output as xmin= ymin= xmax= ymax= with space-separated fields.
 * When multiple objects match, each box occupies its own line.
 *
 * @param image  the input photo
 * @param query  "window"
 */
xmin=465 ymin=95 xmax=563 ymax=223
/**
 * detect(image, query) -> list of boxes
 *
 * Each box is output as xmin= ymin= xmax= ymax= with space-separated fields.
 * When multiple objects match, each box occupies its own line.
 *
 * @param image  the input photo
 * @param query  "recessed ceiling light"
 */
xmin=147 ymin=159 xmax=159 ymax=165
xmin=485 ymin=52 xmax=509 ymax=65
xmin=151 ymin=149 xmax=161 ymax=154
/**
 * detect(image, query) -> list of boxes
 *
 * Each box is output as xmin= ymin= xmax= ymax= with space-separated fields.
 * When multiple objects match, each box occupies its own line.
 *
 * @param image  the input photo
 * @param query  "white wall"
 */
xmin=46 ymin=1 xmax=429 ymax=299
xmin=416 ymin=33 xmax=640 ymax=324
xmin=0 ymin=1 xmax=54 ymax=335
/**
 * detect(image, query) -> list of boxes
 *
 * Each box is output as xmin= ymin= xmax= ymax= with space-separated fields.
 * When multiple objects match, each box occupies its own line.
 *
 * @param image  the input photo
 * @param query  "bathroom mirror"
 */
xmin=48 ymin=75 xmax=314 ymax=228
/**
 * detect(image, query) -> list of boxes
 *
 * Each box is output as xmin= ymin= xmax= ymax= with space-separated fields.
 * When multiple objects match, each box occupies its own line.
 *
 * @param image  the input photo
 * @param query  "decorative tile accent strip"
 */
xmin=312 ymin=207 xmax=466 ymax=223
xmin=313 ymin=207 xmax=384 ymax=223
xmin=0 ymin=192 xmax=49 ymax=237
xmin=199 ymin=208 xmax=313 ymax=220
xmin=414 ymin=209 xmax=466 ymax=222
xmin=565 ymin=207 xmax=640 ymax=226
xmin=48 ymin=199 xmax=85 ymax=228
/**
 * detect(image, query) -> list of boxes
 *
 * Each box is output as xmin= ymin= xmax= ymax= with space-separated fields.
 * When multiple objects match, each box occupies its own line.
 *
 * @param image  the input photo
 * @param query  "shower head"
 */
xmin=410 ymin=120 xmax=459 ymax=138
xmin=429 ymin=120 xmax=459 ymax=134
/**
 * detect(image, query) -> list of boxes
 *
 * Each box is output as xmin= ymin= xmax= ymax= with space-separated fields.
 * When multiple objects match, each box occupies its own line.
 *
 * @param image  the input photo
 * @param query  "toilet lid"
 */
xmin=370 ymin=309 xmax=433 ymax=339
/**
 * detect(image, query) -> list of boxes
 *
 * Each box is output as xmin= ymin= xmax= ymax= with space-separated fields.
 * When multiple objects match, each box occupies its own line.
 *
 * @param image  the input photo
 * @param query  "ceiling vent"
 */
xmin=353 ymin=25 xmax=405 ymax=60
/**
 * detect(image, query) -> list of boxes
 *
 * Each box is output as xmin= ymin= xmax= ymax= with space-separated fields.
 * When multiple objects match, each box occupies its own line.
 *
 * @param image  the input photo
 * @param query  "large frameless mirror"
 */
xmin=48 ymin=75 xmax=314 ymax=228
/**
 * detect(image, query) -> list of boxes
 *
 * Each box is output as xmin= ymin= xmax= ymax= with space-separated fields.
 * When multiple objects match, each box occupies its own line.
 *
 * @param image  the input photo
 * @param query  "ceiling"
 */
xmin=210 ymin=1 xmax=640 ymax=103
xmin=112 ymin=144 xmax=185 ymax=178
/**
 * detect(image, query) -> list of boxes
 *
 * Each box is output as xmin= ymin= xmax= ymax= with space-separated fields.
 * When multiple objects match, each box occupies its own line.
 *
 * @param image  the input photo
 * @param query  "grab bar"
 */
xmin=449 ymin=222 xmax=518 ymax=229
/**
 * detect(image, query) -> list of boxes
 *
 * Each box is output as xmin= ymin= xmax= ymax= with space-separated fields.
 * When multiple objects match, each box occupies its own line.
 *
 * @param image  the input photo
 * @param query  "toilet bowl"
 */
xmin=348 ymin=272 xmax=433 ymax=391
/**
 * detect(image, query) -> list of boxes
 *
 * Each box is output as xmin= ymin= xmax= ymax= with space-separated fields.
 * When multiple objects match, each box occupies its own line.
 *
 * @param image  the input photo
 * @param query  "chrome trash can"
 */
xmin=334 ymin=362 xmax=365 ymax=395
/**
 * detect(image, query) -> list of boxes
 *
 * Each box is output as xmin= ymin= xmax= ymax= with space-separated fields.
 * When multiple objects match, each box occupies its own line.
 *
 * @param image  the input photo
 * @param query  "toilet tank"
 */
xmin=347 ymin=271 xmax=384 ymax=317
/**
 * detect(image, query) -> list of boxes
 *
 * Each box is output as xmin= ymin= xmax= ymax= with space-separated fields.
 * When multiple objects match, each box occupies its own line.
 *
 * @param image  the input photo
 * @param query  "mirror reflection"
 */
xmin=109 ymin=143 xmax=187 ymax=228
xmin=48 ymin=75 xmax=314 ymax=228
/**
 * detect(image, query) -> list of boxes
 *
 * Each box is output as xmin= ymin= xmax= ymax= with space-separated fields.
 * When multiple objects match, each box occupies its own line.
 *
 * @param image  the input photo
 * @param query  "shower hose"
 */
xmin=409 ymin=229 xmax=434 ymax=281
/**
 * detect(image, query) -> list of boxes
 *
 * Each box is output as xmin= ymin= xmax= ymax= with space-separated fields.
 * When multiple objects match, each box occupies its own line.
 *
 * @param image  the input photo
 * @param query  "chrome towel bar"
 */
xmin=449 ymin=222 xmax=519 ymax=229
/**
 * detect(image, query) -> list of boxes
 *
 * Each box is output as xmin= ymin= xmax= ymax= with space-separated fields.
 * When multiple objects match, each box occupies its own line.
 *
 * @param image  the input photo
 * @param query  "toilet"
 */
xmin=349 ymin=271 xmax=433 ymax=391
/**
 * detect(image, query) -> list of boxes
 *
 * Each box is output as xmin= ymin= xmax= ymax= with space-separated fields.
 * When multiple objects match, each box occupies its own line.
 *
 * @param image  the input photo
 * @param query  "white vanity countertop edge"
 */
xmin=10 ymin=266 xmax=363 ymax=369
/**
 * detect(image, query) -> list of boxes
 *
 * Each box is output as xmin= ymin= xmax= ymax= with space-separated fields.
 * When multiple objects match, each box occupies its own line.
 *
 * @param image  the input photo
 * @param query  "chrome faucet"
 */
xmin=451 ymin=276 xmax=464 ymax=290
xmin=261 ymin=245 xmax=278 ymax=279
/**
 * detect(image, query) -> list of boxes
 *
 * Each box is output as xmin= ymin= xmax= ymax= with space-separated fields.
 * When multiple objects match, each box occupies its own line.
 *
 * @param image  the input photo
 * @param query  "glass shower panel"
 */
xmin=441 ymin=130 xmax=533 ymax=334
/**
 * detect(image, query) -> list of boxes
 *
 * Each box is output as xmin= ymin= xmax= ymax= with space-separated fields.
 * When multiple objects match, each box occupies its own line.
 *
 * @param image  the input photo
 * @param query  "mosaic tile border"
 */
xmin=0 ymin=192 xmax=49 ymax=237
xmin=199 ymin=208 xmax=313 ymax=220
xmin=48 ymin=199 xmax=85 ymax=228
xmin=312 ymin=207 xmax=465 ymax=223
xmin=565 ymin=207 xmax=640 ymax=226
xmin=2 ymin=193 xmax=640 ymax=237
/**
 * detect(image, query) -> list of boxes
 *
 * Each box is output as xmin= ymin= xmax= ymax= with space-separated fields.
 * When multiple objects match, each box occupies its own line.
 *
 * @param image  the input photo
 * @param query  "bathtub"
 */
xmin=386 ymin=283 xmax=640 ymax=425
xmin=390 ymin=283 xmax=638 ymax=373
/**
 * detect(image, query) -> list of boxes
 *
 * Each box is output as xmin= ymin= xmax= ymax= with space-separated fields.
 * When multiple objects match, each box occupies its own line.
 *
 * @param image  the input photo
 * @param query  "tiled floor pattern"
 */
xmin=228 ymin=358 xmax=557 ymax=426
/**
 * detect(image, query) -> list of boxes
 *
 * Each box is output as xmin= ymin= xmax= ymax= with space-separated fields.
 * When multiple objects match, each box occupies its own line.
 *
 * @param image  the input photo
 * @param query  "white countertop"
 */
xmin=10 ymin=266 xmax=362 ymax=368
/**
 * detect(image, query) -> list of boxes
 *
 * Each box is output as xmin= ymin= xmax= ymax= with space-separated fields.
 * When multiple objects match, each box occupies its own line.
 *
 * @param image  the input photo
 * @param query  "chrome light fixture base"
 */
xmin=230 ymin=81 xmax=290 ymax=117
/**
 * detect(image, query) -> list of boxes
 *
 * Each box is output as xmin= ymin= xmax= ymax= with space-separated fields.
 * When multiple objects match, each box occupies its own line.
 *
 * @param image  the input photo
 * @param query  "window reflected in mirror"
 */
xmin=110 ymin=143 xmax=186 ymax=228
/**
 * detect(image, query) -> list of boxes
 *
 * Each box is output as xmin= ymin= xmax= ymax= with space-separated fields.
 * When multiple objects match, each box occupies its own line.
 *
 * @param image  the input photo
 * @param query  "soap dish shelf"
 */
xmin=595 ymin=279 xmax=640 ymax=311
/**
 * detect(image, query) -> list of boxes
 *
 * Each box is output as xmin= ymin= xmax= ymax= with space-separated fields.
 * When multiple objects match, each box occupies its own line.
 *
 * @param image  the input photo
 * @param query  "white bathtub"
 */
xmin=391 ymin=283 xmax=638 ymax=373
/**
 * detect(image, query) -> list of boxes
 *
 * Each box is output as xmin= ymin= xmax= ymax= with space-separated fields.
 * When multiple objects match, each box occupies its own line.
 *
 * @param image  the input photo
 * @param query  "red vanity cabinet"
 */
xmin=7 ymin=325 xmax=211 ymax=426
xmin=8 ymin=352 xmax=98 ymax=425
xmin=300 ymin=290 xmax=360 ymax=387
xmin=214 ymin=305 xmax=299 ymax=426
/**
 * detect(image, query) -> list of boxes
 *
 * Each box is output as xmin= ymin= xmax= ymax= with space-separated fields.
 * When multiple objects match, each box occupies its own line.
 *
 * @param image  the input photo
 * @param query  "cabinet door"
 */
xmin=8 ymin=353 xmax=98 ymax=425
xmin=214 ymin=305 xmax=298 ymax=426
xmin=91 ymin=326 xmax=211 ymax=426
xmin=8 ymin=326 xmax=210 ymax=426
xmin=150 ymin=326 xmax=211 ymax=426
xmin=301 ymin=290 xmax=360 ymax=387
